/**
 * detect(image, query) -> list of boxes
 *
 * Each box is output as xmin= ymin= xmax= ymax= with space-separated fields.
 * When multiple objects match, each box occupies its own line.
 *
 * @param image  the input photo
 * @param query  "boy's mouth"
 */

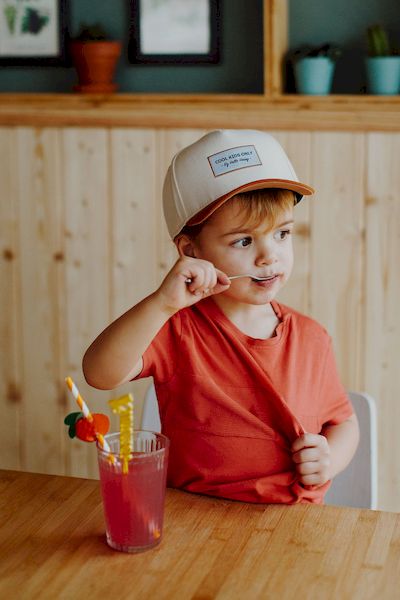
xmin=251 ymin=274 xmax=280 ymax=285
xmin=250 ymin=274 xmax=278 ymax=282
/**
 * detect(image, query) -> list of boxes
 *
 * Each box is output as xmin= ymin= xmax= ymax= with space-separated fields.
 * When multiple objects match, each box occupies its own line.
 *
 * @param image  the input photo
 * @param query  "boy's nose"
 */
xmin=255 ymin=256 xmax=277 ymax=267
xmin=255 ymin=245 xmax=278 ymax=266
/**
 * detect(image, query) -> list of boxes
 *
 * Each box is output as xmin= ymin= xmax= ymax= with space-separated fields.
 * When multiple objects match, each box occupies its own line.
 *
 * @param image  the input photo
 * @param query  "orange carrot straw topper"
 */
xmin=108 ymin=394 xmax=134 ymax=474
xmin=65 ymin=376 xmax=115 ymax=463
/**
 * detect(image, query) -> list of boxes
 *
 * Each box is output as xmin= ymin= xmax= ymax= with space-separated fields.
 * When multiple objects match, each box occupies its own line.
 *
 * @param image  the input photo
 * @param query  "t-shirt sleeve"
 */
xmin=133 ymin=311 xmax=182 ymax=383
xmin=319 ymin=337 xmax=354 ymax=427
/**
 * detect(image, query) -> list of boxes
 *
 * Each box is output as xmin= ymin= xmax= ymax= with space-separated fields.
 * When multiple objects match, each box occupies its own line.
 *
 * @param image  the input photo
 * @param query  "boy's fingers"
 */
xmin=292 ymin=447 xmax=319 ymax=464
xmin=190 ymin=268 xmax=219 ymax=293
xmin=291 ymin=433 xmax=319 ymax=453
xmin=291 ymin=435 xmax=307 ymax=453
xmin=300 ymin=474 xmax=322 ymax=486
xmin=205 ymin=270 xmax=217 ymax=291
xmin=185 ymin=267 xmax=230 ymax=297
xmin=216 ymin=269 xmax=231 ymax=286
xmin=210 ymin=281 xmax=231 ymax=296
xmin=186 ymin=271 xmax=205 ymax=292
xmin=297 ymin=461 xmax=320 ymax=476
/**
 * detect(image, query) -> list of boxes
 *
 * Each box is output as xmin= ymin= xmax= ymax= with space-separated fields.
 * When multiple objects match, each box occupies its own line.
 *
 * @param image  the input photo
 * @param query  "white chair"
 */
xmin=141 ymin=384 xmax=378 ymax=509
xmin=141 ymin=381 xmax=161 ymax=433
xmin=324 ymin=391 xmax=378 ymax=510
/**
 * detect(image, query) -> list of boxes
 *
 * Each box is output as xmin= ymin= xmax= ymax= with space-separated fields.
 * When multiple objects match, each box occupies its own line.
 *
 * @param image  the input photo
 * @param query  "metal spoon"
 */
xmin=185 ymin=274 xmax=272 ymax=284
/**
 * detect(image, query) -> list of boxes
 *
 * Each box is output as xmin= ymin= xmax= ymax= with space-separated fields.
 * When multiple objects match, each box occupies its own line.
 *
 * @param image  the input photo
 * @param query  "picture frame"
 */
xmin=0 ymin=0 xmax=68 ymax=66
xmin=129 ymin=0 xmax=220 ymax=65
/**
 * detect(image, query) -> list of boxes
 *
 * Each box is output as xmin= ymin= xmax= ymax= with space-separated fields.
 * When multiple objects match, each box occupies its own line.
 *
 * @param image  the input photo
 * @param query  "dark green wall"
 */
xmin=0 ymin=0 xmax=264 ymax=93
xmin=0 ymin=0 xmax=398 ymax=94
xmin=289 ymin=0 xmax=400 ymax=94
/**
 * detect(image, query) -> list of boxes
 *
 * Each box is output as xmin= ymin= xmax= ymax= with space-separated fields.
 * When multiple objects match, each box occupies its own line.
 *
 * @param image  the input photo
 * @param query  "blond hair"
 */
xmin=180 ymin=188 xmax=296 ymax=239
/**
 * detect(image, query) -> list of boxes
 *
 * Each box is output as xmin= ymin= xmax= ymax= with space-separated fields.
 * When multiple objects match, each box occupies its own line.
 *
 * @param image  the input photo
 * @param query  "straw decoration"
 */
xmin=108 ymin=394 xmax=134 ymax=474
xmin=65 ymin=376 xmax=114 ymax=461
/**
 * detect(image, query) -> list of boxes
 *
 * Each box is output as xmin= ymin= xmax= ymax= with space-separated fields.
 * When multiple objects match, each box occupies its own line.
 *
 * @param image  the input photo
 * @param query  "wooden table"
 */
xmin=1 ymin=470 xmax=399 ymax=599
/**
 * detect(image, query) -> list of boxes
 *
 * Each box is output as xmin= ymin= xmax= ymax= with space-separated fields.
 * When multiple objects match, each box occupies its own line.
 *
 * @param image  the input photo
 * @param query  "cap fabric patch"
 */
xmin=208 ymin=145 xmax=262 ymax=177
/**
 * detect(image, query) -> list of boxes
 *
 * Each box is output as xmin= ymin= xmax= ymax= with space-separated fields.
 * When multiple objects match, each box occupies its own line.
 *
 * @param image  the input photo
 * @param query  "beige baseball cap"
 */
xmin=163 ymin=129 xmax=314 ymax=239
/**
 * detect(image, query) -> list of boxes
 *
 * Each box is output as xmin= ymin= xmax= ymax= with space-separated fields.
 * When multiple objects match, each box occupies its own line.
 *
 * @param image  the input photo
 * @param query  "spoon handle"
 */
xmin=184 ymin=274 xmax=258 ymax=284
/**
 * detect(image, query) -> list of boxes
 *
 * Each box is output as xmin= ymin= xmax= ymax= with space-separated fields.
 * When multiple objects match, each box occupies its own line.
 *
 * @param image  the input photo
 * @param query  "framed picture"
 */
xmin=129 ymin=0 xmax=220 ymax=64
xmin=0 ymin=0 xmax=68 ymax=65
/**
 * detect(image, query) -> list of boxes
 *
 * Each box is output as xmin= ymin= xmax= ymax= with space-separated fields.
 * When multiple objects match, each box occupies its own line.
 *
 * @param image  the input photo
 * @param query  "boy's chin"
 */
xmin=223 ymin=289 xmax=279 ymax=305
xmin=250 ymin=295 xmax=278 ymax=305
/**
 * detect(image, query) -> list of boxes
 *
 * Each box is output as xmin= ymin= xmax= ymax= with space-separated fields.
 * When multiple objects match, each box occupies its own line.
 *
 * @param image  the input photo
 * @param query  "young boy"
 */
xmin=83 ymin=129 xmax=359 ymax=505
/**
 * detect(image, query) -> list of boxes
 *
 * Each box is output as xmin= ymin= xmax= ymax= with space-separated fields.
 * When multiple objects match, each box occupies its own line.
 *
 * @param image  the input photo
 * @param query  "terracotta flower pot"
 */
xmin=70 ymin=41 xmax=122 ymax=94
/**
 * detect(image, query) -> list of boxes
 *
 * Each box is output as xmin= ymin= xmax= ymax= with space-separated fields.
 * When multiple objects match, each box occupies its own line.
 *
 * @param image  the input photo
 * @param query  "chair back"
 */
xmin=141 ymin=381 xmax=161 ymax=432
xmin=324 ymin=391 xmax=378 ymax=509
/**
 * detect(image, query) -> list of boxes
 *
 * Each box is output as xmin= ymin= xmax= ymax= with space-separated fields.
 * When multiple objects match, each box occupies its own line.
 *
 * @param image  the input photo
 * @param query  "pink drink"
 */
xmin=97 ymin=431 xmax=169 ymax=553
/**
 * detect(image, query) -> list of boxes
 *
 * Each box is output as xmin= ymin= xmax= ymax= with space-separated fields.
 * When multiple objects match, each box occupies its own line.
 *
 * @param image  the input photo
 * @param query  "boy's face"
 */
xmin=187 ymin=199 xmax=294 ymax=305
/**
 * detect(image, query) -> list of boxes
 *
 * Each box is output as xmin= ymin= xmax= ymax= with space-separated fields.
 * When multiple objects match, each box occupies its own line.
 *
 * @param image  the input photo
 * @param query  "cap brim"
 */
xmin=187 ymin=179 xmax=314 ymax=227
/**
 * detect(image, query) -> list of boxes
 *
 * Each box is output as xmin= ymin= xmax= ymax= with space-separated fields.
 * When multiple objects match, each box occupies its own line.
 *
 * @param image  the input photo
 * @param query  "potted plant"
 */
xmin=289 ymin=44 xmax=341 ymax=95
xmin=366 ymin=25 xmax=400 ymax=95
xmin=69 ymin=23 xmax=122 ymax=94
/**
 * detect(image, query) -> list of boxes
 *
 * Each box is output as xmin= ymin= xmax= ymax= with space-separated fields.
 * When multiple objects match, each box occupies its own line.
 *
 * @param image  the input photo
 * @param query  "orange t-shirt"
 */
xmin=137 ymin=297 xmax=354 ymax=504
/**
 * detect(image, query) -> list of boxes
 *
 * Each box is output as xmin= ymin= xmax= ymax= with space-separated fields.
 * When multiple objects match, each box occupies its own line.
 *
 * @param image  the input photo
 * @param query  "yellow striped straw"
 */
xmin=108 ymin=394 xmax=134 ymax=475
xmin=65 ymin=376 xmax=114 ymax=462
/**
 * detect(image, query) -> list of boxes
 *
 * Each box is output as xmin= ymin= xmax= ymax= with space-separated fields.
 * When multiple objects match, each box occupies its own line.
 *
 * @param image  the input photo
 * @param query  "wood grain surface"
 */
xmin=1 ymin=470 xmax=399 ymax=599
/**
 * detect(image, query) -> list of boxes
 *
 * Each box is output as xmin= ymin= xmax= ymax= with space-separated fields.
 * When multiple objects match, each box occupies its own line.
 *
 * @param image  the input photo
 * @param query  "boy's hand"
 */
xmin=156 ymin=256 xmax=231 ymax=313
xmin=291 ymin=433 xmax=331 ymax=487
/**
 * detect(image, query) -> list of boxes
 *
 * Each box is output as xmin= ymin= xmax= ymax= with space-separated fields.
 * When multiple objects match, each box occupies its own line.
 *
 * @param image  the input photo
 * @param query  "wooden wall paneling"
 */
xmin=271 ymin=132 xmax=312 ymax=314
xmin=1 ymin=123 xmax=398 ymax=509
xmin=62 ymin=128 xmax=110 ymax=479
xmin=156 ymin=129 xmax=207 ymax=284
xmin=365 ymin=133 xmax=400 ymax=512
xmin=16 ymin=127 xmax=65 ymax=475
xmin=109 ymin=128 xmax=159 ymax=425
xmin=309 ymin=133 xmax=364 ymax=392
xmin=0 ymin=129 xmax=22 ymax=470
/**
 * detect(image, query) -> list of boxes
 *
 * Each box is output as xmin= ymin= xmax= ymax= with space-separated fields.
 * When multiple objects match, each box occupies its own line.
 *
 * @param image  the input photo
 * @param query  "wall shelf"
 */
xmin=0 ymin=93 xmax=399 ymax=131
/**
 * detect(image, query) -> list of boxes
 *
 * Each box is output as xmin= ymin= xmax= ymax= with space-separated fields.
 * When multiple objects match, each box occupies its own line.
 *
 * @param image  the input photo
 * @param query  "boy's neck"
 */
xmin=210 ymin=295 xmax=280 ymax=340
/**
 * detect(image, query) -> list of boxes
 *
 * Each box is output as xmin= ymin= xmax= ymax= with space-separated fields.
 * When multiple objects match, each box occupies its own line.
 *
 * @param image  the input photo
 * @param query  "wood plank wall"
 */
xmin=0 ymin=127 xmax=399 ymax=511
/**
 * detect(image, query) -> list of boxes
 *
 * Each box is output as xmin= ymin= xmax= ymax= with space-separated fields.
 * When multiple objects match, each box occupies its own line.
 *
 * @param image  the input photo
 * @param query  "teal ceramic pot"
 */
xmin=294 ymin=57 xmax=335 ymax=95
xmin=365 ymin=57 xmax=400 ymax=95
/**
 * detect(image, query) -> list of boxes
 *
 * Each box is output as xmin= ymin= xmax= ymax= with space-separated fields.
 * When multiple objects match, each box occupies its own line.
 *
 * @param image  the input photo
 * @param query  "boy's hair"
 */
xmin=179 ymin=188 xmax=295 ymax=240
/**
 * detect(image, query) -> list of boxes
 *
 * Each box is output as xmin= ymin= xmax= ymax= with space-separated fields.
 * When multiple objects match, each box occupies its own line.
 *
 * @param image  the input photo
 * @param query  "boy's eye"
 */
xmin=232 ymin=236 xmax=252 ymax=248
xmin=275 ymin=229 xmax=292 ymax=241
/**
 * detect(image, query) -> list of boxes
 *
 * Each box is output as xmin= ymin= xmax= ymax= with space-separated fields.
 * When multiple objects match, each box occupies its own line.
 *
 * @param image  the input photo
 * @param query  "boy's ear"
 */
xmin=175 ymin=234 xmax=197 ymax=258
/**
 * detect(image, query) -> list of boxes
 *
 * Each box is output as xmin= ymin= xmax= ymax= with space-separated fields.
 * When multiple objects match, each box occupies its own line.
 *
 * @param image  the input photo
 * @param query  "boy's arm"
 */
xmin=83 ymin=291 xmax=174 ymax=390
xmin=82 ymin=256 xmax=231 ymax=390
xmin=321 ymin=413 xmax=360 ymax=480
xmin=291 ymin=413 xmax=360 ymax=486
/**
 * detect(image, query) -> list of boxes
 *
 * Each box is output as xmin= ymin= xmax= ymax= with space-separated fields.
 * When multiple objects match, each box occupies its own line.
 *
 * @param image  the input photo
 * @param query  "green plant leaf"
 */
xmin=367 ymin=24 xmax=391 ymax=57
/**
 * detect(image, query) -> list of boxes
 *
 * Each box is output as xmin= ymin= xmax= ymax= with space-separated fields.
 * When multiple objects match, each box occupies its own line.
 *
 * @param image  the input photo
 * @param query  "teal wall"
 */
xmin=0 ymin=0 xmax=398 ymax=94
